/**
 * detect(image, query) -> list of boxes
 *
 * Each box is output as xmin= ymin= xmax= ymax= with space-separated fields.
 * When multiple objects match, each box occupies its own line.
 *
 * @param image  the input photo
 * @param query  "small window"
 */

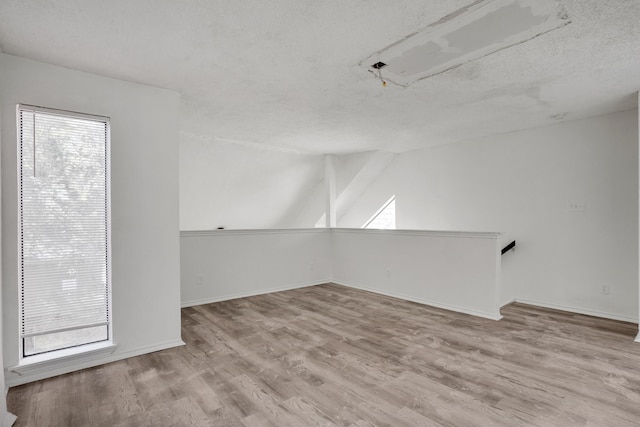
xmin=18 ymin=104 xmax=111 ymax=359
xmin=363 ymin=196 xmax=395 ymax=229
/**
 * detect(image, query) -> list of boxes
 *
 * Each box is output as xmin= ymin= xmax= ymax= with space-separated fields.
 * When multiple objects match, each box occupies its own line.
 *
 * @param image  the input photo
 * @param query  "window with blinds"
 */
xmin=18 ymin=104 xmax=111 ymax=358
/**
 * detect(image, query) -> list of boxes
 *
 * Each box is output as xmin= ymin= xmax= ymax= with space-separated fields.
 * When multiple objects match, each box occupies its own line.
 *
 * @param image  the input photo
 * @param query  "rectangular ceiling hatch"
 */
xmin=361 ymin=0 xmax=569 ymax=86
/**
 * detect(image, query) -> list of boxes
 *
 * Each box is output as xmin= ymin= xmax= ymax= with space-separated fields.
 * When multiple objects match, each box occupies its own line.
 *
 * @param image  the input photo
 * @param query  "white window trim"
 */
xmin=10 ymin=342 xmax=117 ymax=375
xmin=16 ymin=104 xmax=113 ymax=364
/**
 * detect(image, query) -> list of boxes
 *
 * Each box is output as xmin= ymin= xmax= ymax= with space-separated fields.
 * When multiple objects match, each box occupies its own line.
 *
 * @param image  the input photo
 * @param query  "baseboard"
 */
xmin=500 ymin=298 xmax=516 ymax=308
xmin=5 ymin=339 xmax=185 ymax=387
xmin=2 ymin=412 xmax=16 ymax=427
xmin=181 ymin=280 xmax=329 ymax=308
xmin=332 ymin=280 xmax=503 ymax=321
xmin=514 ymin=298 xmax=638 ymax=323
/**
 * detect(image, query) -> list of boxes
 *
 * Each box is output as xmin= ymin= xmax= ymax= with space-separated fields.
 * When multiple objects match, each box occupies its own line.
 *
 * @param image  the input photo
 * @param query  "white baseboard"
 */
xmin=500 ymin=298 xmax=516 ymax=308
xmin=514 ymin=298 xmax=638 ymax=323
xmin=332 ymin=280 xmax=502 ymax=321
xmin=5 ymin=339 xmax=185 ymax=387
xmin=181 ymin=280 xmax=329 ymax=308
xmin=2 ymin=412 xmax=16 ymax=427
xmin=635 ymin=332 xmax=640 ymax=343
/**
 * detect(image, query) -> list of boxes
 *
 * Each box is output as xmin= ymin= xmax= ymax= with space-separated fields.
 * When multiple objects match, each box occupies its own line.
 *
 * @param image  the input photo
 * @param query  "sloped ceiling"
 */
xmin=0 ymin=0 xmax=639 ymax=154
xmin=179 ymin=133 xmax=324 ymax=230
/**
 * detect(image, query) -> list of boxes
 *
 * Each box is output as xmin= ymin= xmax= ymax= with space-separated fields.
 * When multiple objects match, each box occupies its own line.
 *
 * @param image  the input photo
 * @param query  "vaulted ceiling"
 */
xmin=0 ymin=0 xmax=638 ymax=154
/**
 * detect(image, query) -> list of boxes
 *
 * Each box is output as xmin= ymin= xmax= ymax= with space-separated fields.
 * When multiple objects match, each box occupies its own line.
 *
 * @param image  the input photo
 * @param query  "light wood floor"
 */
xmin=8 ymin=283 xmax=640 ymax=426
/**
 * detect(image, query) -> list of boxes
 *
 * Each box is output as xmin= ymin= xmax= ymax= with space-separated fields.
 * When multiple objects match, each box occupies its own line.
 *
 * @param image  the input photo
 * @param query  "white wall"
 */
xmin=180 ymin=228 xmax=502 ymax=320
xmin=179 ymin=132 xmax=324 ymax=230
xmin=342 ymin=110 xmax=639 ymax=322
xmin=0 ymin=54 xmax=183 ymax=386
xmin=180 ymin=229 xmax=331 ymax=306
xmin=331 ymin=229 xmax=502 ymax=320
xmin=291 ymin=151 xmax=399 ymax=228
xmin=0 ymin=53 xmax=16 ymax=427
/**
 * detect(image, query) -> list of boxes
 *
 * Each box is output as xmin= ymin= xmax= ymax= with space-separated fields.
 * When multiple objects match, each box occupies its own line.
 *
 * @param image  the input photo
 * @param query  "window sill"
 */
xmin=9 ymin=341 xmax=117 ymax=376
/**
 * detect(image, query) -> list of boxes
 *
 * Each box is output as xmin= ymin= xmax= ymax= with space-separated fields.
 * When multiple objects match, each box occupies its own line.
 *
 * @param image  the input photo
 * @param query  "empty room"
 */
xmin=0 ymin=0 xmax=640 ymax=426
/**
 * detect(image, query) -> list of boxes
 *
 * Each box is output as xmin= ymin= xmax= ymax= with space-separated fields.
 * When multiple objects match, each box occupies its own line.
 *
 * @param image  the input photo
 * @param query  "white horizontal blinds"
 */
xmin=19 ymin=106 xmax=110 ymax=356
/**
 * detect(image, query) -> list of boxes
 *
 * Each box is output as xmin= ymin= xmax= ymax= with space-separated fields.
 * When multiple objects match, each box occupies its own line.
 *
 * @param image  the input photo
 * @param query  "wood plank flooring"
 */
xmin=8 ymin=283 xmax=640 ymax=426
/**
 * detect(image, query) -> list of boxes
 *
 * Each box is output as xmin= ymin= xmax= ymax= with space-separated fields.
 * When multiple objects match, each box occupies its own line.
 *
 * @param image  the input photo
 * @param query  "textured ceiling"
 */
xmin=0 ymin=0 xmax=638 ymax=154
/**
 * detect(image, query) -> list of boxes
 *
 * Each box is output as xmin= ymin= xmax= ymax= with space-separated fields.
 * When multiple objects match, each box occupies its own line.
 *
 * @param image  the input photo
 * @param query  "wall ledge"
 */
xmin=181 ymin=228 xmax=501 ymax=239
xmin=181 ymin=228 xmax=329 ymax=237
xmin=330 ymin=228 xmax=501 ymax=239
xmin=9 ymin=342 xmax=117 ymax=376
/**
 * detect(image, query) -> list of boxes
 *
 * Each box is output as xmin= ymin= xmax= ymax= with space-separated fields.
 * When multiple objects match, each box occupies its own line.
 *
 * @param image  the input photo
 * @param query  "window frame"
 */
xmin=16 ymin=103 xmax=113 ymax=363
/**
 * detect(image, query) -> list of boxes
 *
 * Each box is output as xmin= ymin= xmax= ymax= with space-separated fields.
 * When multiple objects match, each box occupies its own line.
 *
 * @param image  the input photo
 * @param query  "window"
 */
xmin=363 ymin=196 xmax=396 ymax=229
xmin=18 ymin=105 xmax=111 ymax=359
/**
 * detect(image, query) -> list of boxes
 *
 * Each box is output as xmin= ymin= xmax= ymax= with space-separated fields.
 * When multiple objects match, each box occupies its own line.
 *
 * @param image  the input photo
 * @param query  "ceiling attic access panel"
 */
xmin=361 ymin=0 xmax=570 ymax=87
